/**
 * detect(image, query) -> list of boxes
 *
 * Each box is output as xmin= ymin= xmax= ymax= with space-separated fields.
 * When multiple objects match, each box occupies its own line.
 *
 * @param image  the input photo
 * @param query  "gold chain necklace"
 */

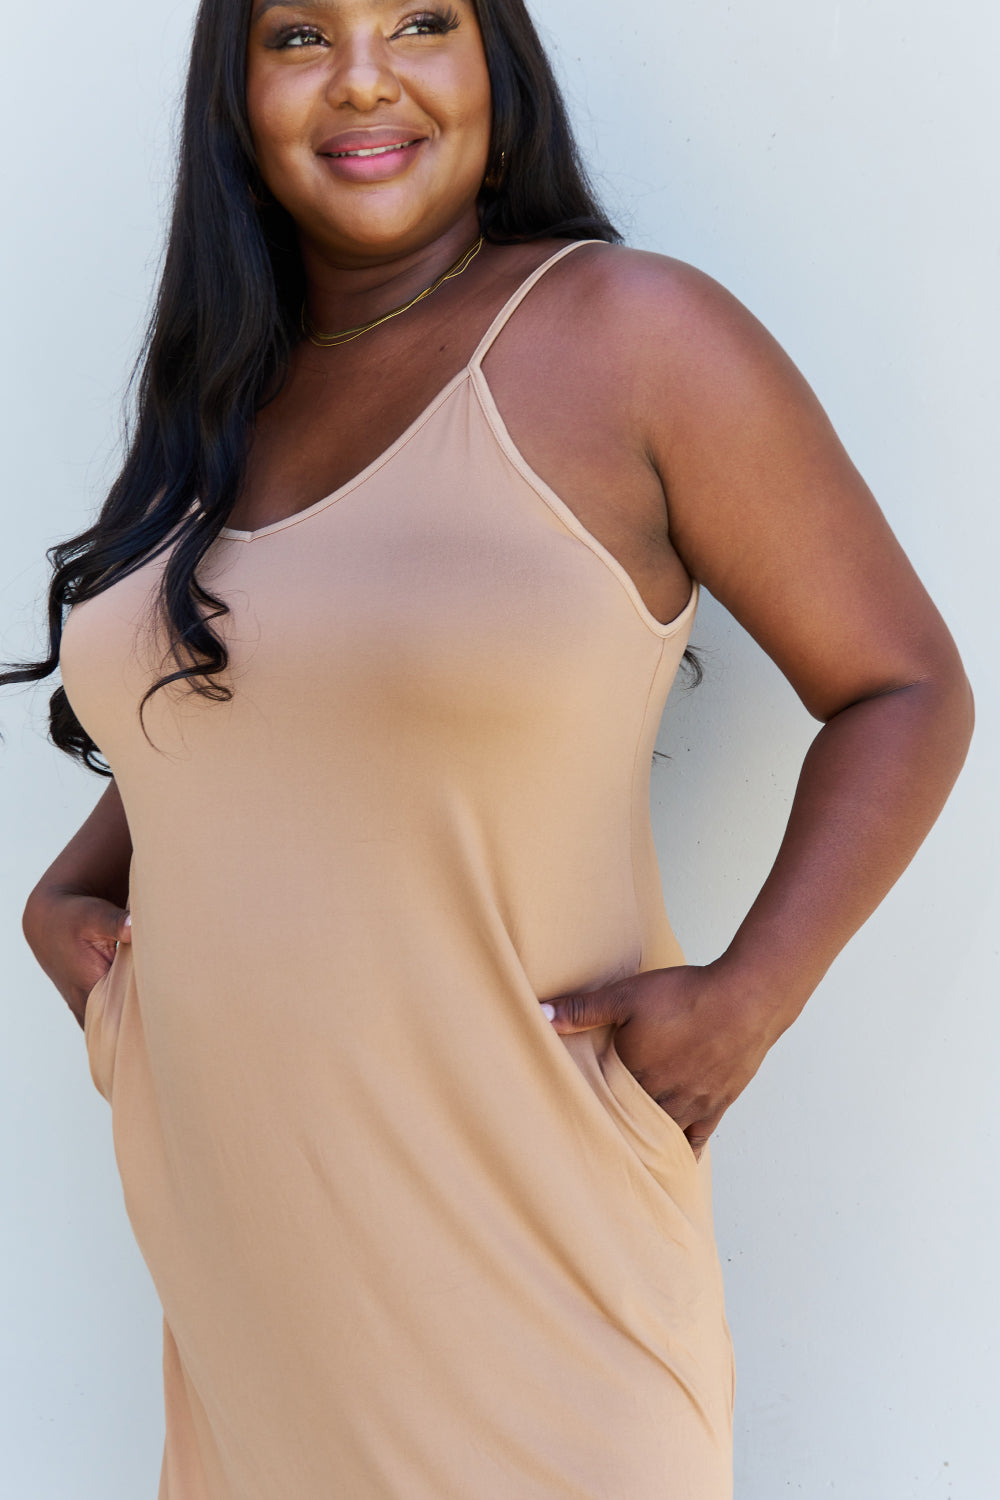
xmin=301 ymin=234 xmax=485 ymax=349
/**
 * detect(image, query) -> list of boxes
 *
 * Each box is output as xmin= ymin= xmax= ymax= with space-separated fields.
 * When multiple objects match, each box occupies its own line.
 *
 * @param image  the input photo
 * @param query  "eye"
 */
xmin=270 ymin=24 xmax=327 ymax=50
xmin=394 ymin=8 xmax=461 ymax=38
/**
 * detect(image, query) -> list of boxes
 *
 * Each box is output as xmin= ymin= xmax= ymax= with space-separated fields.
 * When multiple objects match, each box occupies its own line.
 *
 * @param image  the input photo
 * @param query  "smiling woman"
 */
xmin=246 ymin=0 xmax=493 ymax=260
xmin=5 ymin=0 xmax=973 ymax=1497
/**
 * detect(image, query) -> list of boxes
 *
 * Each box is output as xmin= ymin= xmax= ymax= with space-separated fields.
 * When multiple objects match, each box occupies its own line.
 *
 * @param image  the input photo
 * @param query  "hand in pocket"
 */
xmin=22 ymin=889 xmax=132 ymax=1030
xmin=540 ymin=962 xmax=778 ymax=1159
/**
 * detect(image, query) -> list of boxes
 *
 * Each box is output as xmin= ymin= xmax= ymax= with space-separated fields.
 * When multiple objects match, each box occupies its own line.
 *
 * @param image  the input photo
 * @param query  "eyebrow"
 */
xmin=251 ymin=0 xmax=401 ymax=20
xmin=252 ymin=0 xmax=317 ymax=19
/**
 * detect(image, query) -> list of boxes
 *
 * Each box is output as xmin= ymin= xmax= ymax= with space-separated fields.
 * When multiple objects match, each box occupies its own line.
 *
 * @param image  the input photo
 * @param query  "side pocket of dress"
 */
xmin=83 ymin=946 xmax=130 ymax=1104
xmin=596 ymin=1028 xmax=711 ymax=1222
xmin=601 ymin=1030 xmax=699 ymax=1167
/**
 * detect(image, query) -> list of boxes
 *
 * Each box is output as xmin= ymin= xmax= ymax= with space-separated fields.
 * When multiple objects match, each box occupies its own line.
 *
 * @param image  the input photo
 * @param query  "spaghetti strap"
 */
xmin=469 ymin=238 xmax=603 ymax=370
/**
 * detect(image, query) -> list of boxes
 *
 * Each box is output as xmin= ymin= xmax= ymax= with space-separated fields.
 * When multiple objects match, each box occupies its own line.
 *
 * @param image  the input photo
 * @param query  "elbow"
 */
xmin=929 ymin=659 xmax=975 ymax=798
xmin=929 ymin=634 xmax=975 ymax=755
xmin=893 ymin=643 xmax=976 ymax=781
xmin=830 ymin=634 xmax=975 ymax=782
xmin=955 ymin=669 xmax=976 ymax=768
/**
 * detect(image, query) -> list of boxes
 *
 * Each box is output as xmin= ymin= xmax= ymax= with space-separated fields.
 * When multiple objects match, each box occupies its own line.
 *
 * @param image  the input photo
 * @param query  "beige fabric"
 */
xmin=62 ymin=241 xmax=734 ymax=1499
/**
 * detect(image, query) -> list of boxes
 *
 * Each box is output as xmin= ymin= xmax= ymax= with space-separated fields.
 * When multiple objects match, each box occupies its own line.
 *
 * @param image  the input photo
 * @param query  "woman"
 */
xmin=7 ymin=0 xmax=972 ymax=1496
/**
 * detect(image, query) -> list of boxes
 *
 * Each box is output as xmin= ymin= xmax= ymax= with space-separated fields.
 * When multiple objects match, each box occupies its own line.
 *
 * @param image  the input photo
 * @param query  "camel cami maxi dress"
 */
xmin=60 ymin=241 xmax=735 ymax=1499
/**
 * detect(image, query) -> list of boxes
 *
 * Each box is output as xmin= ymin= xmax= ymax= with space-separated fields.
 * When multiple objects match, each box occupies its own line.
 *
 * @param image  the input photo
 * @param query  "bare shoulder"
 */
xmin=567 ymin=244 xmax=836 ymax=464
xmin=567 ymin=244 xmax=763 ymax=334
xmin=565 ymin=243 xmax=801 ymax=396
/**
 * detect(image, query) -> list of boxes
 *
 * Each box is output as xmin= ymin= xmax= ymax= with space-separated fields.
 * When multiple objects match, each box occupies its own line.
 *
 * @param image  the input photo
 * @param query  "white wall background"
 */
xmin=1 ymin=1 xmax=996 ymax=1495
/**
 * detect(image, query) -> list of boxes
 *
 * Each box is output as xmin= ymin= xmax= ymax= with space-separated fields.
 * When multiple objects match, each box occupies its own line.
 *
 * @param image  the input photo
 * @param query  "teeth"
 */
xmin=333 ymin=141 xmax=415 ymax=158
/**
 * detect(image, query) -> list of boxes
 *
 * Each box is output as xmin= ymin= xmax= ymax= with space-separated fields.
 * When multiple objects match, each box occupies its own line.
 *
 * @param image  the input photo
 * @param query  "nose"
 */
xmin=327 ymin=34 xmax=403 ymax=112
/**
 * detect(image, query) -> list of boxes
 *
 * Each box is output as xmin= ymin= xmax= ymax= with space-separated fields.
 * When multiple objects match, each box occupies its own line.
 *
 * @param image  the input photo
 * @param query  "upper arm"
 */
xmin=619 ymin=253 xmax=963 ymax=720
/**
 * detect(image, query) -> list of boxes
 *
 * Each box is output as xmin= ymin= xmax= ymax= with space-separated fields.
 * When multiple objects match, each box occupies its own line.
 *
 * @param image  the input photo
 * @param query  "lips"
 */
xmin=327 ymin=140 xmax=419 ymax=159
xmin=317 ymin=128 xmax=428 ymax=156
xmin=316 ymin=128 xmax=428 ymax=183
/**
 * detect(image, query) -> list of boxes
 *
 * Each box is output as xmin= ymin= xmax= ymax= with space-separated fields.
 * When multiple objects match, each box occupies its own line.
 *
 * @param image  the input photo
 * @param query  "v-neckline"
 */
xmin=217 ymin=239 xmax=596 ymax=543
xmin=217 ymin=364 xmax=472 ymax=543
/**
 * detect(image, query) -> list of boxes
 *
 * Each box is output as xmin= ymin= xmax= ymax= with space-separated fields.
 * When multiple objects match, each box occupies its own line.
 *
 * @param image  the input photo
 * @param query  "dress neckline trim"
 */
xmin=217 ymin=364 xmax=472 ymax=542
xmin=217 ymin=240 xmax=599 ymax=543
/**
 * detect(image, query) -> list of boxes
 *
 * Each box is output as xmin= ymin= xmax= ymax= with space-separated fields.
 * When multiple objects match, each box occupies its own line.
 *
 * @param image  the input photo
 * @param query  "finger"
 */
xmin=540 ymin=980 xmax=633 ymax=1034
xmin=98 ymin=906 xmax=131 ymax=945
xmin=643 ymin=1088 xmax=716 ymax=1157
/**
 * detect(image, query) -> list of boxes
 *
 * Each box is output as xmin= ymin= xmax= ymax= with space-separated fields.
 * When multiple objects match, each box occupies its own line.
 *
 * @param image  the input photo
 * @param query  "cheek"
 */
xmin=431 ymin=56 xmax=493 ymax=162
xmin=245 ymin=71 xmax=304 ymax=178
xmin=460 ymin=48 xmax=493 ymax=133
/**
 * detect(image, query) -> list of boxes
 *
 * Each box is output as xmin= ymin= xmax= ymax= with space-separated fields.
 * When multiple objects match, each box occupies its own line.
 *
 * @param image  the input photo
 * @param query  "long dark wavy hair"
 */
xmin=1 ymin=0 xmax=693 ymax=778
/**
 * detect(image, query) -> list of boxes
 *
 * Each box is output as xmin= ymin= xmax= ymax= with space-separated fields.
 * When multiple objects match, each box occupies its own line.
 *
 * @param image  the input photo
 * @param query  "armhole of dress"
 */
xmin=468 ymin=240 xmax=699 ymax=641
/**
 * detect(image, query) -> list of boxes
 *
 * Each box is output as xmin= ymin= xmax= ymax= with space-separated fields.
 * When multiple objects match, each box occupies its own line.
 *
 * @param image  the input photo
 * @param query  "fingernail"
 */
xmin=540 ymin=1003 xmax=556 ymax=1021
xmin=124 ymin=913 xmax=131 ymax=928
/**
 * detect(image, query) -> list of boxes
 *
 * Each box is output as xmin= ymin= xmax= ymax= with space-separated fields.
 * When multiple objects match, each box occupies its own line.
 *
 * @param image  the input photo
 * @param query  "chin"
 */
xmin=313 ymin=200 xmax=475 ymax=261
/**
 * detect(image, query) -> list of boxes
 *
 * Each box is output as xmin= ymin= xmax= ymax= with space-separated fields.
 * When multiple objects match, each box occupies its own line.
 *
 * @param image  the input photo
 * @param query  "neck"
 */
xmin=300 ymin=214 xmax=484 ymax=341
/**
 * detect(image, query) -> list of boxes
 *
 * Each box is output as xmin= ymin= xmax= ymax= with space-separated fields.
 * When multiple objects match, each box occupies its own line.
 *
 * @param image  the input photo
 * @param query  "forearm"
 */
xmin=713 ymin=667 xmax=974 ymax=1040
xmin=25 ymin=780 xmax=134 ymax=913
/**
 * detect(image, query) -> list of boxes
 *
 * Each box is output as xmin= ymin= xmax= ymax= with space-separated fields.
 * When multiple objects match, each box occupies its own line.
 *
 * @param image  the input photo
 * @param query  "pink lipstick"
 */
xmin=317 ymin=129 xmax=427 ymax=183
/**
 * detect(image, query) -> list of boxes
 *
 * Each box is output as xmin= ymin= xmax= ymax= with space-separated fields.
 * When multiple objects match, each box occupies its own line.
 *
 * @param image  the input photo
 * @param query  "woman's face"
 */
xmin=245 ymin=0 xmax=493 ymax=264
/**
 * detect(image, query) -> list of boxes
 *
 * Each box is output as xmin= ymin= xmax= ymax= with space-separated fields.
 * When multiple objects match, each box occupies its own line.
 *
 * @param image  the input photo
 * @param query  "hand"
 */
xmin=541 ymin=963 xmax=778 ymax=1159
xmin=22 ymin=888 xmax=132 ymax=1031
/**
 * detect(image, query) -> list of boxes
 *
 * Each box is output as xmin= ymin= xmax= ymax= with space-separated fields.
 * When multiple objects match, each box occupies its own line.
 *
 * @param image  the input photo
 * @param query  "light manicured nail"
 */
xmin=540 ymin=1003 xmax=556 ymax=1021
xmin=124 ymin=914 xmax=131 ymax=928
